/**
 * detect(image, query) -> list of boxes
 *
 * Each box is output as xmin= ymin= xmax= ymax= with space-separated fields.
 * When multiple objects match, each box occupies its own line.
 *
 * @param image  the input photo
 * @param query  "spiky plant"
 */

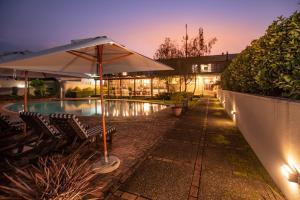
xmin=0 ymin=153 xmax=101 ymax=200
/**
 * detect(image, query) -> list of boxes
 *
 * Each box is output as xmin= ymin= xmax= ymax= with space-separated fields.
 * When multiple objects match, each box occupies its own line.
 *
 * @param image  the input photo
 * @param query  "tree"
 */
xmin=30 ymin=79 xmax=46 ymax=97
xmin=184 ymin=28 xmax=217 ymax=57
xmin=154 ymin=27 xmax=217 ymax=59
xmin=154 ymin=26 xmax=217 ymax=95
xmin=154 ymin=38 xmax=183 ymax=60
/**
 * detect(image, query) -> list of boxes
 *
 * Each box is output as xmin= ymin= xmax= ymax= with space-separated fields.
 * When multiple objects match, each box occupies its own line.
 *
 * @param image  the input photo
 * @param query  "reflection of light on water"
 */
xmin=143 ymin=103 xmax=150 ymax=112
xmin=9 ymin=100 xmax=167 ymax=117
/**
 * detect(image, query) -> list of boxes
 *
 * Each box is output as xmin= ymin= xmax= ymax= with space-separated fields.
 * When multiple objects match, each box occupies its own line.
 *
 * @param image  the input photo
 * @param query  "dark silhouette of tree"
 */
xmin=154 ymin=27 xmax=217 ymax=59
xmin=154 ymin=26 xmax=217 ymax=95
xmin=154 ymin=37 xmax=183 ymax=60
xmin=184 ymin=28 xmax=217 ymax=57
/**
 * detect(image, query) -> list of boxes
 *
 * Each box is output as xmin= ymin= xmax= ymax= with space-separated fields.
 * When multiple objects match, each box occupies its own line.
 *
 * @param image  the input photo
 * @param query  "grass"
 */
xmin=210 ymin=134 xmax=230 ymax=145
xmin=143 ymin=98 xmax=200 ymax=106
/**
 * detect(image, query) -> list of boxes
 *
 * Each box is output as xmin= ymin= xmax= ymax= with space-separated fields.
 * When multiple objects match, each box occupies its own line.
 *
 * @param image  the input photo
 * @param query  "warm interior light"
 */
xmin=281 ymin=164 xmax=299 ymax=183
xmin=231 ymin=110 xmax=236 ymax=115
xmin=17 ymin=84 xmax=25 ymax=88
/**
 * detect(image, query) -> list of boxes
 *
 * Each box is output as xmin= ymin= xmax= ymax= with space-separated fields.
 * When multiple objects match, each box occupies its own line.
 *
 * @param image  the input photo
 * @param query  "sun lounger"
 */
xmin=49 ymin=113 xmax=116 ymax=145
xmin=0 ymin=112 xmax=67 ymax=166
xmin=0 ymin=113 xmax=23 ymax=138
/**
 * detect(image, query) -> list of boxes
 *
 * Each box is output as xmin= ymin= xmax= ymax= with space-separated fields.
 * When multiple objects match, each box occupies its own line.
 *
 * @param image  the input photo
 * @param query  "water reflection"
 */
xmin=7 ymin=100 xmax=167 ymax=117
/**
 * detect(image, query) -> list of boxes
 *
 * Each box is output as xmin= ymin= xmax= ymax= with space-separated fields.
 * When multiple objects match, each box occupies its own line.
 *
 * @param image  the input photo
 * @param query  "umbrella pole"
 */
xmin=24 ymin=71 xmax=28 ymax=134
xmin=93 ymin=45 xmax=120 ymax=173
xmin=97 ymin=45 xmax=108 ymax=163
xmin=24 ymin=71 xmax=28 ymax=112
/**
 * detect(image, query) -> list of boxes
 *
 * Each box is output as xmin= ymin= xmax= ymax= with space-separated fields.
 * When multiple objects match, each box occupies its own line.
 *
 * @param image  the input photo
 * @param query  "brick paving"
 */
xmin=109 ymin=98 xmax=285 ymax=200
xmin=0 ymin=100 xmax=177 ymax=199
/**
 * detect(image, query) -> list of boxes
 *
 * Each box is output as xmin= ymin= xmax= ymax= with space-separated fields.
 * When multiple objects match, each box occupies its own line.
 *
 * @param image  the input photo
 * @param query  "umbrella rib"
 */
xmin=69 ymin=50 xmax=97 ymax=59
xmin=66 ymin=51 xmax=96 ymax=62
xmin=103 ymin=53 xmax=133 ymax=64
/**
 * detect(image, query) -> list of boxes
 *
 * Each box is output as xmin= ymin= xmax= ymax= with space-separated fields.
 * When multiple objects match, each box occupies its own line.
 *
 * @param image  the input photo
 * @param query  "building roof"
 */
xmin=126 ymin=53 xmax=238 ymax=77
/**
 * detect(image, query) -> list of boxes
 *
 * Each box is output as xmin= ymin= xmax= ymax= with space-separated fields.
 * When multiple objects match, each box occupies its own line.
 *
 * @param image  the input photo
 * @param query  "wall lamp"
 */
xmin=282 ymin=164 xmax=300 ymax=184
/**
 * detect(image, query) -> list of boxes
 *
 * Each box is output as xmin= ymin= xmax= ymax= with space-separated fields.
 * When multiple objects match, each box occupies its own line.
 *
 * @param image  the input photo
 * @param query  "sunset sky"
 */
xmin=0 ymin=0 xmax=298 ymax=58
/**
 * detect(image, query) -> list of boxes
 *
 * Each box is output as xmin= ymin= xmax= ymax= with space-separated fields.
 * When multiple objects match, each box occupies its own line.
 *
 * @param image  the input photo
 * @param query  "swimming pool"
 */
xmin=5 ymin=100 xmax=167 ymax=117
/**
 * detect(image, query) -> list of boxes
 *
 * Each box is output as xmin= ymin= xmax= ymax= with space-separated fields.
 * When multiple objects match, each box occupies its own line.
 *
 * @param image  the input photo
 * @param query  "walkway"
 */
xmin=108 ymin=98 xmax=285 ymax=200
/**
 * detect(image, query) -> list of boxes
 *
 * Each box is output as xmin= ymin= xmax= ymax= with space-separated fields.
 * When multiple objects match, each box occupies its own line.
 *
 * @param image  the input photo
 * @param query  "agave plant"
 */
xmin=0 ymin=153 xmax=101 ymax=200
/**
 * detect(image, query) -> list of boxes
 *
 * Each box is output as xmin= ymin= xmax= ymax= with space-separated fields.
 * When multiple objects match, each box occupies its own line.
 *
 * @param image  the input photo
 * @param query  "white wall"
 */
xmin=217 ymin=90 xmax=300 ymax=200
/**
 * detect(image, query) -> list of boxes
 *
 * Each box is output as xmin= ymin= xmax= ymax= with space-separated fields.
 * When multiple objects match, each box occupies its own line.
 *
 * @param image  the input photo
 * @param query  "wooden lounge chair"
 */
xmin=0 ymin=112 xmax=67 ymax=166
xmin=0 ymin=113 xmax=23 ymax=138
xmin=49 ymin=113 xmax=116 ymax=145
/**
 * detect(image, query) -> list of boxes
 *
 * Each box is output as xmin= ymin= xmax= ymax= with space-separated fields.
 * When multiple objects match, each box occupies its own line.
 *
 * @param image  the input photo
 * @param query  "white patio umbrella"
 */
xmin=0 ymin=36 xmax=173 ymax=172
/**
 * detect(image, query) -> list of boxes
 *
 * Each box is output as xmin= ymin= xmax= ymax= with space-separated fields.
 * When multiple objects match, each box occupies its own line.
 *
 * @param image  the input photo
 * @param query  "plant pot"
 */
xmin=172 ymin=106 xmax=182 ymax=117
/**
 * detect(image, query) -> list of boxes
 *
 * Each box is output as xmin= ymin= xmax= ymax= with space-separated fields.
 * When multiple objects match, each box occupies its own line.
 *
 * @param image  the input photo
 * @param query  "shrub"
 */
xmin=65 ymin=87 xmax=94 ymax=98
xmin=0 ymin=154 xmax=99 ymax=199
xmin=221 ymin=12 xmax=300 ymax=99
xmin=156 ymin=92 xmax=172 ymax=100
xmin=30 ymin=79 xmax=46 ymax=97
xmin=11 ymin=87 xmax=18 ymax=96
xmin=171 ymin=92 xmax=185 ymax=106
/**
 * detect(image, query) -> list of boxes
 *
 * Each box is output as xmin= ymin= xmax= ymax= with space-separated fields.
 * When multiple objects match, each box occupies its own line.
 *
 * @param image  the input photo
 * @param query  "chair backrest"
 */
xmin=0 ymin=113 xmax=21 ymax=132
xmin=49 ymin=113 xmax=88 ymax=140
xmin=0 ymin=114 xmax=11 ymax=130
xmin=19 ymin=112 xmax=58 ymax=137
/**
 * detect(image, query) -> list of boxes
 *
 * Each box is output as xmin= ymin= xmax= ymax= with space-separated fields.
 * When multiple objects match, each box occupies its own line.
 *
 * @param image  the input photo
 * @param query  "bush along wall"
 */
xmin=221 ymin=12 xmax=300 ymax=99
xmin=65 ymin=87 xmax=94 ymax=98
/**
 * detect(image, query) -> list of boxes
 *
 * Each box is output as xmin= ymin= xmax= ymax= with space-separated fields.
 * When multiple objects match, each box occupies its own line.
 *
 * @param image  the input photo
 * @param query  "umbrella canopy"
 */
xmin=0 ymin=68 xmax=81 ymax=78
xmin=0 ymin=36 xmax=172 ymax=76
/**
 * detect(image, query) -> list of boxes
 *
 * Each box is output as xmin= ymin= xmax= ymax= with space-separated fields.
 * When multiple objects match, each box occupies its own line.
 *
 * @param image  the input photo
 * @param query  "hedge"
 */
xmin=221 ymin=12 xmax=300 ymax=99
xmin=65 ymin=87 xmax=94 ymax=98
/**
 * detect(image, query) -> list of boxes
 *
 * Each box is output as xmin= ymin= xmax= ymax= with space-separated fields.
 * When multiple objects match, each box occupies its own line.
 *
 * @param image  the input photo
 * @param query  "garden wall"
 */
xmin=217 ymin=90 xmax=300 ymax=200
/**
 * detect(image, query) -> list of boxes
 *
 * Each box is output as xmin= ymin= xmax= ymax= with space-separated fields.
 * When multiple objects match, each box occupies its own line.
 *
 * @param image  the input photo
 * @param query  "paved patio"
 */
xmin=108 ymin=98 xmax=285 ymax=200
xmin=0 ymin=98 xmax=285 ymax=199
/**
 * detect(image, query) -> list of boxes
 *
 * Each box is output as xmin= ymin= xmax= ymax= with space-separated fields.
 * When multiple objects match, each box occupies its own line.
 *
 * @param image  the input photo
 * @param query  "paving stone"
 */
xmin=189 ymin=185 xmax=199 ymax=197
xmin=121 ymin=192 xmax=137 ymax=200
xmin=152 ymin=141 xmax=198 ymax=164
xmin=113 ymin=190 xmax=123 ymax=197
xmin=121 ymin=159 xmax=193 ymax=200
xmin=188 ymin=196 xmax=197 ymax=200
xmin=136 ymin=196 xmax=149 ymax=200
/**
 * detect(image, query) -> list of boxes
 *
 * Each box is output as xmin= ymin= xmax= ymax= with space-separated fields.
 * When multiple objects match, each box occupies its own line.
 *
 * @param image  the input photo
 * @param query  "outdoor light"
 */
xmin=122 ymin=72 xmax=128 ymax=76
xmin=85 ymin=73 xmax=99 ymax=78
xmin=231 ymin=110 xmax=237 ymax=115
xmin=281 ymin=164 xmax=300 ymax=183
xmin=17 ymin=84 xmax=25 ymax=88
xmin=13 ymin=69 xmax=17 ymax=79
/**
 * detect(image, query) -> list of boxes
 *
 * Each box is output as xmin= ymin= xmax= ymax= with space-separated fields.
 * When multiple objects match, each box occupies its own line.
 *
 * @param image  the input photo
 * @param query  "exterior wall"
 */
xmin=0 ymin=79 xmax=29 ymax=95
xmin=217 ymin=90 xmax=300 ymax=200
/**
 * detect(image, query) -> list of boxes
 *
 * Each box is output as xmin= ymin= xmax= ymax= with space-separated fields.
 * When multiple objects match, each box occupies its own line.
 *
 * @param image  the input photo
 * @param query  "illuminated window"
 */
xmin=192 ymin=64 xmax=198 ymax=73
xmin=200 ymin=64 xmax=212 ymax=72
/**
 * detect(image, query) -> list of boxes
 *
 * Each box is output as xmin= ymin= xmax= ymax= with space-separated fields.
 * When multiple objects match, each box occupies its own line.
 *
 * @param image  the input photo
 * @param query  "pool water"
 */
xmin=6 ymin=100 xmax=167 ymax=117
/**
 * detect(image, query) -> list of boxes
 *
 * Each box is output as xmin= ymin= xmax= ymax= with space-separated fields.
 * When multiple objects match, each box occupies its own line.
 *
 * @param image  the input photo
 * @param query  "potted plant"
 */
xmin=171 ymin=92 xmax=184 ymax=117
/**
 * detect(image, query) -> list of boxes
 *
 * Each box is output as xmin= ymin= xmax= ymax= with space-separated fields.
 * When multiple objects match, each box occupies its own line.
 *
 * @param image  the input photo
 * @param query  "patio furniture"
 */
xmin=0 ymin=112 xmax=67 ymax=166
xmin=49 ymin=113 xmax=116 ymax=145
xmin=0 ymin=113 xmax=23 ymax=138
